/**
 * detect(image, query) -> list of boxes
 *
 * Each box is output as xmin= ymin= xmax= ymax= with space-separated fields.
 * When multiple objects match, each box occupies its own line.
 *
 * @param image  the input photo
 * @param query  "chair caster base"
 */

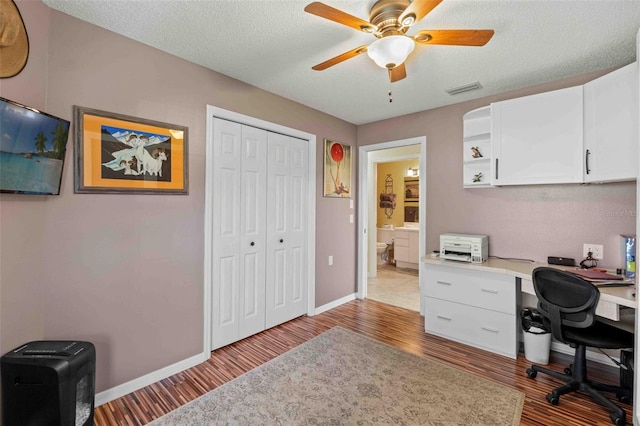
xmin=609 ymin=412 xmax=625 ymax=426
xmin=546 ymin=392 xmax=559 ymax=405
xmin=617 ymin=394 xmax=632 ymax=404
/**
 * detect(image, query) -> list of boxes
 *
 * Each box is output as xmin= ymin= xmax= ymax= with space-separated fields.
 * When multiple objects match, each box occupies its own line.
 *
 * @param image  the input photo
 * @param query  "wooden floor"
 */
xmin=94 ymin=299 xmax=632 ymax=425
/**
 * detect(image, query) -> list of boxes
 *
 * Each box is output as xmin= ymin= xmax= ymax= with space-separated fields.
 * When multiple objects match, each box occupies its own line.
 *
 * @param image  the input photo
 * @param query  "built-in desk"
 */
xmin=422 ymin=256 xmax=636 ymax=359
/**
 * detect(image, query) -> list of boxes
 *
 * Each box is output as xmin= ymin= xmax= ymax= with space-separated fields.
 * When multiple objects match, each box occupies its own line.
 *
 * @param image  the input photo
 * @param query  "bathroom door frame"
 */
xmin=356 ymin=136 xmax=427 ymax=314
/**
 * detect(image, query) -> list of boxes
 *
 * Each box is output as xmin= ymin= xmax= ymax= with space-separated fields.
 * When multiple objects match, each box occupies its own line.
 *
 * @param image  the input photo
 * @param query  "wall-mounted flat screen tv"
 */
xmin=0 ymin=97 xmax=70 ymax=195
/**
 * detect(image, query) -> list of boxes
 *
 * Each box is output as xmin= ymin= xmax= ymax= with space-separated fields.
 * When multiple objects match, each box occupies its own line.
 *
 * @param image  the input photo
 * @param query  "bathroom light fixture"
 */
xmin=407 ymin=167 xmax=419 ymax=177
xmin=367 ymin=36 xmax=415 ymax=70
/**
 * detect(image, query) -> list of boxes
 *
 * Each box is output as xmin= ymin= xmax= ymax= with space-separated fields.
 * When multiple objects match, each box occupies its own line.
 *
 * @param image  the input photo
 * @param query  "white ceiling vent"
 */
xmin=446 ymin=81 xmax=483 ymax=95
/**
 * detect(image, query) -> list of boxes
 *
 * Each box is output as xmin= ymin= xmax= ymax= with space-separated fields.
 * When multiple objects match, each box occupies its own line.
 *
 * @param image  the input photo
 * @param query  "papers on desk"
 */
xmin=567 ymin=268 xmax=634 ymax=287
xmin=569 ymin=268 xmax=623 ymax=280
xmin=592 ymin=281 xmax=635 ymax=288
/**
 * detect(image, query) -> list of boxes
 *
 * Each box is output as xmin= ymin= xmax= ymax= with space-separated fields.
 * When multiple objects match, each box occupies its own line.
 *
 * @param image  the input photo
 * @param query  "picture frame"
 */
xmin=323 ymin=138 xmax=351 ymax=198
xmin=404 ymin=177 xmax=419 ymax=201
xmin=74 ymin=106 xmax=188 ymax=194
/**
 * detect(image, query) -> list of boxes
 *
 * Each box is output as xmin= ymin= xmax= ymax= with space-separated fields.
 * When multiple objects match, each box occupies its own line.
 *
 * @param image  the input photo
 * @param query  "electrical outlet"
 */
xmin=328 ymin=255 xmax=333 ymax=266
xmin=583 ymin=244 xmax=604 ymax=260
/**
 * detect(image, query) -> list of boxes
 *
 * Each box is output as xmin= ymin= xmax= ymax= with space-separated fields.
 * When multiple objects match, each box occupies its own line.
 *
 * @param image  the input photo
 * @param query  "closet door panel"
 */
xmin=266 ymin=133 xmax=290 ymax=328
xmin=238 ymin=251 xmax=262 ymax=340
xmin=218 ymin=256 xmax=237 ymax=325
xmin=289 ymin=141 xmax=307 ymax=311
xmin=273 ymin=248 xmax=287 ymax=308
xmin=211 ymin=118 xmax=242 ymax=349
xmin=238 ymin=125 xmax=267 ymax=339
xmin=292 ymin=246 xmax=304 ymax=302
xmin=266 ymin=134 xmax=308 ymax=328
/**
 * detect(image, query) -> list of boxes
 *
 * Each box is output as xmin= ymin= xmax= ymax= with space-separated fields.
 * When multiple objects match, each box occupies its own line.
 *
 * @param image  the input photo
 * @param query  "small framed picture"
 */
xmin=404 ymin=178 xmax=419 ymax=201
xmin=323 ymin=138 xmax=351 ymax=198
xmin=74 ymin=106 xmax=188 ymax=194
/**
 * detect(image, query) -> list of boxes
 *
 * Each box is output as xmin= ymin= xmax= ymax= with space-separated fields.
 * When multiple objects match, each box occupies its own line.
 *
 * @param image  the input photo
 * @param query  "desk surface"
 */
xmin=423 ymin=256 xmax=637 ymax=309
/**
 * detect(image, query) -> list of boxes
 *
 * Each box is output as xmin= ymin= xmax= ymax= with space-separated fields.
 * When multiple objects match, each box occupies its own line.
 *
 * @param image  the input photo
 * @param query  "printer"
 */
xmin=440 ymin=233 xmax=488 ymax=263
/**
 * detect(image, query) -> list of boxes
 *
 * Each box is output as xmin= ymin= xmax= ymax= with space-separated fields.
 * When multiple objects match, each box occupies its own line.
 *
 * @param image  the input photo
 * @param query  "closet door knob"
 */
xmin=279 ymin=239 xmax=284 ymax=243
xmin=250 ymin=242 xmax=255 ymax=246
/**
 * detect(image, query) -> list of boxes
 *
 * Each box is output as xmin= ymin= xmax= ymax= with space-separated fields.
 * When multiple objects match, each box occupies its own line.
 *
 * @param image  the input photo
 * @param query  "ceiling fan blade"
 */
xmin=304 ymin=2 xmax=376 ymax=33
xmin=398 ymin=0 xmax=443 ymax=27
xmin=312 ymin=46 xmax=368 ymax=71
xmin=389 ymin=63 xmax=407 ymax=82
xmin=413 ymin=29 xmax=495 ymax=46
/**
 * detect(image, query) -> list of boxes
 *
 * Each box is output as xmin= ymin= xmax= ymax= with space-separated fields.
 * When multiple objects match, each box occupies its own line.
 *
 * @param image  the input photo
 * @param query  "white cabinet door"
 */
xmin=265 ymin=132 xmax=308 ymax=329
xmin=584 ymin=62 xmax=639 ymax=183
xmin=492 ymin=86 xmax=584 ymax=185
xmin=393 ymin=231 xmax=409 ymax=262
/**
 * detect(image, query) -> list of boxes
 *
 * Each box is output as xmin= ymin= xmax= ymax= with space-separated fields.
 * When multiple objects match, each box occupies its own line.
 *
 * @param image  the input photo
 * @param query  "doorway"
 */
xmin=357 ymin=136 xmax=426 ymax=315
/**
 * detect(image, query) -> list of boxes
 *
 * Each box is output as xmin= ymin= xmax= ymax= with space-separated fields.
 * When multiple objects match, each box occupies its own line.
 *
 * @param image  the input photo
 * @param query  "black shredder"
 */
xmin=1 ymin=341 xmax=96 ymax=426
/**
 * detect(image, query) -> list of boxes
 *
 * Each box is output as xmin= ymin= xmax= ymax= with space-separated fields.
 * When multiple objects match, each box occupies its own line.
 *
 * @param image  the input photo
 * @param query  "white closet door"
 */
xmin=265 ymin=133 xmax=308 ymax=328
xmin=211 ymin=119 xmax=267 ymax=349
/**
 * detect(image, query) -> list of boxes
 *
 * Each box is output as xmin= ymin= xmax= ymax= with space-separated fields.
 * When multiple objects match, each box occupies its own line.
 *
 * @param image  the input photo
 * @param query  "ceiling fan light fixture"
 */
xmin=367 ymin=35 xmax=415 ymax=69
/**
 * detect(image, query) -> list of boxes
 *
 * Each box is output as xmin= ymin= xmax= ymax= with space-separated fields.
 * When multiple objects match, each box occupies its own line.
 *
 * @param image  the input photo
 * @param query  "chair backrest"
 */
xmin=531 ymin=267 xmax=600 ymax=343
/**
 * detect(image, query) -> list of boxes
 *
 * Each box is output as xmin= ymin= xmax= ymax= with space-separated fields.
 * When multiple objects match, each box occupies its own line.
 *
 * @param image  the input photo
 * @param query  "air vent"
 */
xmin=446 ymin=81 xmax=482 ymax=95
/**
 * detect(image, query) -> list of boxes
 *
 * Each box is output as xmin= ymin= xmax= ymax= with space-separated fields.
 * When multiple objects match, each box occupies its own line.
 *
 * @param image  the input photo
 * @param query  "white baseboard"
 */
xmin=314 ymin=293 xmax=356 ymax=315
xmin=521 ymin=332 xmax=623 ymax=368
xmin=95 ymin=350 xmax=209 ymax=407
xmin=550 ymin=341 xmax=622 ymax=367
xmin=96 ymin=293 xmax=358 ymax=407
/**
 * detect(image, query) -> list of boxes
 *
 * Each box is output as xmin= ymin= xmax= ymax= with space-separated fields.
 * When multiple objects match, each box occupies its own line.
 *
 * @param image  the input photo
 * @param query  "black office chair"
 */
xmin=525 ymin=267 xmax=634 ymax=426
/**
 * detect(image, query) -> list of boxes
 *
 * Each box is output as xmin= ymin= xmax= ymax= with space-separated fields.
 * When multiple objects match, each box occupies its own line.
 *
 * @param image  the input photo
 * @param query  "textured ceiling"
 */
xmin=42 ymin=0 xmax=640 ymax=125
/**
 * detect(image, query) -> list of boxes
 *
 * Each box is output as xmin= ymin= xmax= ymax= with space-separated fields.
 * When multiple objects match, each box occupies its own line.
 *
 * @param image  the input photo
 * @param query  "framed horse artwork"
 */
xmin=73 ymin=106 xmax=188 ymax=194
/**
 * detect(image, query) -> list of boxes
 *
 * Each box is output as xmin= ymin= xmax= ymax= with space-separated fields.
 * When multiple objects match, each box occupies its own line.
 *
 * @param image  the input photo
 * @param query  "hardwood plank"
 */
xmin=94 ymin=300 xmax=632 ymax=425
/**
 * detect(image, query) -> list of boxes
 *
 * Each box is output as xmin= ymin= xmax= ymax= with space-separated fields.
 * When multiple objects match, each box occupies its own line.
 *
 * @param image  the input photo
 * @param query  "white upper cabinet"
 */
xmin=583 ymin=62 xmax=639 ymax=183
xmin=491 ymin=86 xmax=584 ymax=186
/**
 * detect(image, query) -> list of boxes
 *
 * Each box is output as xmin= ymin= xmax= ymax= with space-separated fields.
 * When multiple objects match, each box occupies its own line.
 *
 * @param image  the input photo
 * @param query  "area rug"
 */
xmin=149 ymin=327 xmax=524 ymax=425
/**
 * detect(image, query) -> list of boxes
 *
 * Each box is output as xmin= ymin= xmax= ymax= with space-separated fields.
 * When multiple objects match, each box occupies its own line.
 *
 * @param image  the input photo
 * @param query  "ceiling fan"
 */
xmin=304 ymin=0 xmax=494 ymax=83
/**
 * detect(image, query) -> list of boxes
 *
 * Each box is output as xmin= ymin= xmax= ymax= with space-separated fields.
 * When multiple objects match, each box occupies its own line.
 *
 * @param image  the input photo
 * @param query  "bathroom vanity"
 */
xmin=394 ymin=226 xmax=419 ymax=270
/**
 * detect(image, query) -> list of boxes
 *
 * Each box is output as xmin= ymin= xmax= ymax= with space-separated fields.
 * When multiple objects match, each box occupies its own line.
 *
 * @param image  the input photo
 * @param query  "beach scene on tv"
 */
xmin=0 ymin=99 xmax=70 ymax=195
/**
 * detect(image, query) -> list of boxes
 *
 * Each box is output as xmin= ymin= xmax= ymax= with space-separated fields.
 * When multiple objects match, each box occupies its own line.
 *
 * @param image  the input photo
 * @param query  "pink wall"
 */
xmin=0 ymin=0 xmax=51 ymax=358
xmin=358 ymin=72 xmax=636 ymax=267
xmin=1 ymin=1 xmax=357 ymax=393
xmin=1 ymin=0 xmax=636 ymax=402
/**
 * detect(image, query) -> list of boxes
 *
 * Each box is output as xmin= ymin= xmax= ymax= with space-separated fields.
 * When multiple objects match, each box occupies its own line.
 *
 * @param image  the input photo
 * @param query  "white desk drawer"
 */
xmin=425 ymin=265 xmax=516 ymax=315
xmin=425 ymin=297 xmax=517 ymax=359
